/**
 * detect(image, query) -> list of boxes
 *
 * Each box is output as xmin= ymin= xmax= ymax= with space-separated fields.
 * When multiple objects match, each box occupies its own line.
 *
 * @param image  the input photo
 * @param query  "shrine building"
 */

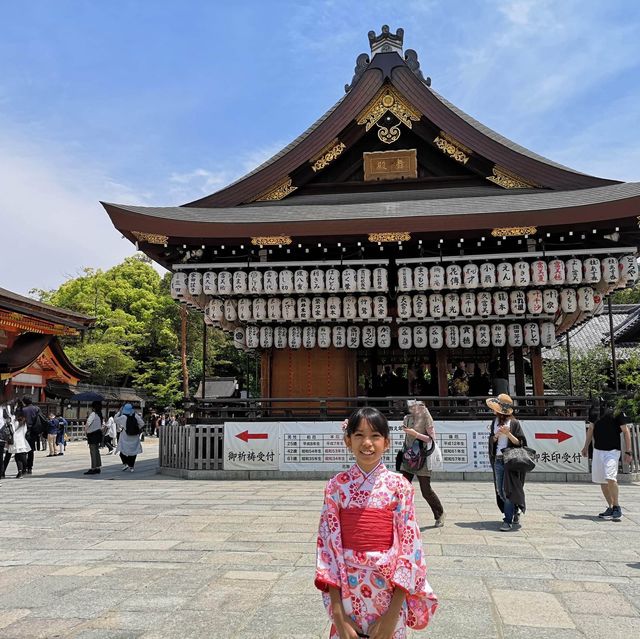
xmin=103 ymin=26 xmax=640 ymax=407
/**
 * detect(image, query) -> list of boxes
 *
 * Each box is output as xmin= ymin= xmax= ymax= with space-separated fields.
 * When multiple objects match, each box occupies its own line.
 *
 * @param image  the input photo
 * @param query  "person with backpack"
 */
xmin=84 ymin=401 xmax=104 ymax=475
xmin=21 ymin=396 xmax=48 ymax=475
xmin=114 ymin=403 xmax=144 ymax=473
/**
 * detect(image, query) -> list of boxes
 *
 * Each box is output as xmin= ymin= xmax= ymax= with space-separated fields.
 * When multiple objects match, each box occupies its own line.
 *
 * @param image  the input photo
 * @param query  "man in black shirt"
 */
xmin=582 ymin=408 xmax=632 ymax=521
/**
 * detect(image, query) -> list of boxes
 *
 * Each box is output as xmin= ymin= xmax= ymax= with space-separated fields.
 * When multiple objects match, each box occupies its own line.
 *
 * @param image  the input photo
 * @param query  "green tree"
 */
xmin=615 ymin=350 xmax=640 ymax=420
xmin=543 ymin=346 xmax=611 ymax=397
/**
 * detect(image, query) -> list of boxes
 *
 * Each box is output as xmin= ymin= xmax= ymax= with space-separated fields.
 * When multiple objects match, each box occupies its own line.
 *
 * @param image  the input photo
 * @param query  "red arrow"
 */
xmin=535 ymin=430 xmax=572 ymax=443
xmin=236 ymin=430 xmax=269 ymax=442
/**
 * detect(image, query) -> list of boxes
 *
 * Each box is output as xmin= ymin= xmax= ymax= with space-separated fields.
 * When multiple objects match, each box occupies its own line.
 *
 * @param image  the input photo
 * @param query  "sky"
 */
xmin=1 ymin=0 xmax=640 ymax=295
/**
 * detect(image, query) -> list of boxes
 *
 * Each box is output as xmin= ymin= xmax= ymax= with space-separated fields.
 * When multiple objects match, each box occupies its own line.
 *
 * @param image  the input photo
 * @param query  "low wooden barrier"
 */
xmin=160 ymin=423 xmax=223 ymax=471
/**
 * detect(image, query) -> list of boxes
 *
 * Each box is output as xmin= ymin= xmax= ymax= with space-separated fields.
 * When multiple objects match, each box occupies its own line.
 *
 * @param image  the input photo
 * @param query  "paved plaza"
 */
xmin=0 ymin=442 xmax=639 ymax=638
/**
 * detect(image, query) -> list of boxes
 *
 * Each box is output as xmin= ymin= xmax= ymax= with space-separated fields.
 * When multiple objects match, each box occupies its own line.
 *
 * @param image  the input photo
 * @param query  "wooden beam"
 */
xmin=513 ymin=347 xmax=526 ymax=396
xmin=436 ymin=348 xmax=449 ymax=398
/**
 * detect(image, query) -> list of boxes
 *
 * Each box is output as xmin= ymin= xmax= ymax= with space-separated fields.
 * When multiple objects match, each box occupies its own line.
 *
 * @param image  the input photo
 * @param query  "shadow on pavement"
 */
xmin=453 ymin=521 xmax=499 ymax=531
xmin=4 ymin=457 xmax=161 ymax=480
xmin=562 ymin=514 xmax=601 ymax=522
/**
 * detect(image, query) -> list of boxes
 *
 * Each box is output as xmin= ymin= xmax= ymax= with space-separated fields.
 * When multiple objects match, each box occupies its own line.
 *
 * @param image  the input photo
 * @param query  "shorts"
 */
xmin=591 ymin=448 xmax=620 ymax=484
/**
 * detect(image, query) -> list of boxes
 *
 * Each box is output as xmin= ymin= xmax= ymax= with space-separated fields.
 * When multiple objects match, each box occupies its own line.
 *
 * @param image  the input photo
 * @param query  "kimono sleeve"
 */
xmin=391 ymin=479 xmax=438 ymax=629
xmin=314 ymin=481 xmax=342 ymax=592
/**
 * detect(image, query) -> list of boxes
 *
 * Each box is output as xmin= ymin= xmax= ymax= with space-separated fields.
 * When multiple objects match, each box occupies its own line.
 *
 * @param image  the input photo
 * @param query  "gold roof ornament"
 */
xmin=491 ymin=226 xmax=538 ymax=237
xmin=131 ymin=231 xmax=169 ymax=245
xmin=310 ymin=139 xmax=346 ymax=172
xmin=368 ymin=232 xmax=411 ymax=243
xmin=252 ymin=176 xmax=297 ymax=202
xmin=250 ymin=236 xmax=293 ymax=246
xmin=487 ymin=166 xmax=538 ymax=189
xmin=433 ymin=132 xmax=471 ymax=165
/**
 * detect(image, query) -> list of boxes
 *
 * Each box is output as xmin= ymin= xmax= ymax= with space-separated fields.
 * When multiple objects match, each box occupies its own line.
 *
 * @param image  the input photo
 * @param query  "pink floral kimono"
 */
xmin=315 ymin=463 xmax=438 ymax=638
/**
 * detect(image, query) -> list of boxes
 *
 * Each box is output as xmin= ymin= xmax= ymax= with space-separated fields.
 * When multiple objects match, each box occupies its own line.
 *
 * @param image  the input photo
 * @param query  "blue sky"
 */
xmin=1 ymin=0 xmax=640 ymax=294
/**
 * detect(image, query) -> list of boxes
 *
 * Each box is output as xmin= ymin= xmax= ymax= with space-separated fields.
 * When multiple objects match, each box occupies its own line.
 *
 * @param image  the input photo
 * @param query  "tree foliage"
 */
xmin=543 ymin=346 xmax=611 ymax=398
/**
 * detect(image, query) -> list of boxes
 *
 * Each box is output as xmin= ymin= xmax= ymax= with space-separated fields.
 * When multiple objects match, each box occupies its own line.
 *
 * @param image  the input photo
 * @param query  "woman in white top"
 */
xmin=84 ymin=401 xmax=103 ymax=475
xmin=104 ymin=411 xmax=117 ymax=454
xmin=8 ymin=409 xmax=31 ymax=478
xmin=114 ymin=403 xmax=144 ymax=472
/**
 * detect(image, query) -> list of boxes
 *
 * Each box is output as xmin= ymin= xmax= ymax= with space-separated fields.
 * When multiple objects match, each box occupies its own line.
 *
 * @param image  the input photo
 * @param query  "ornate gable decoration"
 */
xmin=356 ymin=85 xmax=421 ymax=144
xmin=433 ymin=131 xmax=471 ymax=165
xmin=252 ymin=176 xmax=298 ymax=202
xmin=487 ymin=166 xmax=538 ymax=189
xmin=310 ymin=139 xmax=346 ymax=172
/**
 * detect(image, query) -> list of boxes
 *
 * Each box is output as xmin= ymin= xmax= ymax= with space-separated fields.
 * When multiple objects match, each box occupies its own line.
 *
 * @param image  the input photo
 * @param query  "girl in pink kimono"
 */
xmin=315 ymin=407 xmax=438 ymax=639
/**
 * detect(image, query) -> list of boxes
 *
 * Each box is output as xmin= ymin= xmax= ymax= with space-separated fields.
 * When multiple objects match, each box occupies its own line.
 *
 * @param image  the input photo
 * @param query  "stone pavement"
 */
xmin=0 ymin=441 xmax=639 ymax=638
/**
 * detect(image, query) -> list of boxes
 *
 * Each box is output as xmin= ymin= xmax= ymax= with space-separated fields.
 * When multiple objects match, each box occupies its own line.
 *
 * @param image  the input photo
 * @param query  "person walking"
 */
xmin=399 ymin=400 xmax=445 ymax=527
xmin=114 ymin=404 xmax=143 ymax=472
xmin=487 ymin=394 xmax=527 ymax=531
xmin=103 ymin=411 xmax=117 ymax=454
xmin=46 ymin=412 xmax=59 ymax=457
xmin=84 ymin=401 xmax=103 ymax=475
xmin=55 ymin=414 xmax=67 ymax=455
xmin=21 ymin=397 xmax=39 ymax=474
xmin=0 ymin=406 xmax=15 ymax=480
xmin=582 ymin=404 xmax=632 ymax=521
xmin=8 ymin=409 xmax=31 ymax=478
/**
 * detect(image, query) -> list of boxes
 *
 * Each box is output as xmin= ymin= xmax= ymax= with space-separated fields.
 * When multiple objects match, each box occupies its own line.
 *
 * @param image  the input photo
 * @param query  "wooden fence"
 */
xmin=159 ymin=423 xmax=223 ymax=471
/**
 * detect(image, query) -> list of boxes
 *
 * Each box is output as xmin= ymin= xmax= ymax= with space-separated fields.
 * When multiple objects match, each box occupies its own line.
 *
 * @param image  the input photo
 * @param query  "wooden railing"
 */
xmin=159 ymin=423 xmax=223 ymax=471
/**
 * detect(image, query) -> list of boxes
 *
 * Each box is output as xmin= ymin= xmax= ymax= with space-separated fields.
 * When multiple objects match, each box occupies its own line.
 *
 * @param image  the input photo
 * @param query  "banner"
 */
xmin=223 ymin=422 xmax=279 ymax=470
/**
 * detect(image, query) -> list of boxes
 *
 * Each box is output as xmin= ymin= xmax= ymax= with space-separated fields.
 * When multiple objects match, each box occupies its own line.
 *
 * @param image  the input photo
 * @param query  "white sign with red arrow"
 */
xmin=522 ymin=421 xmax=588 ymax=473
xmin=224 ymin=423 xmax=279 ymax=470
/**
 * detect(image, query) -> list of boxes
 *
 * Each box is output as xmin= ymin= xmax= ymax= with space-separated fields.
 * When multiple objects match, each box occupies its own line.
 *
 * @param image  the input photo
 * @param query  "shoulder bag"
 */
xmin=502 ymin=445 xmax=537 ymax=473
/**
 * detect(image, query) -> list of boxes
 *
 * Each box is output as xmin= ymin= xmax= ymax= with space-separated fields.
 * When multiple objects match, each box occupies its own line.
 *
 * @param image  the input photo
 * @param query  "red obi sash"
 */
xmin=340 ymin=507 xmax=394 ymax=552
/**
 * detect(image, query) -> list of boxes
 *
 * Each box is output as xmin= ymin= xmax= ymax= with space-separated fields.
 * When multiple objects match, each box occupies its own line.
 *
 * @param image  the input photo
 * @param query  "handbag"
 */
xmin=502 ymin=445 xmax=537 ymax=473
xmin=402 ymin=437 xmax=435 ymax=472
xmin=426 ymin=443 xmax=443 ymax=471
xmin=1 ymin=422 xmax=14 ymax=446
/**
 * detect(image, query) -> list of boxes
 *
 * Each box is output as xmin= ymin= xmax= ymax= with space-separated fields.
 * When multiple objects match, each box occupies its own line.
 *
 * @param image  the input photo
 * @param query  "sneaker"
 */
xmin=612 ymin=506 xmax=622 ymax=522
xmin=57 ymin=453 xmax=64 ymax=456
xmin=15 ymin=472 xmax=23 ymax=479
xmin=129 ymin=467 xmax=134 ymax=473
xmin=598 ymin=507 xmax=614 ymax=520
xmin=513 ymin=512 xmax=520 ymax=525
xmin=26 ymin=469 xmax=32 ymax=475
xmin=122 ymin=466 xmax=129 ymax=471
xmin=84 ymin=469 xmax=97 ymax=475
xmin=499 ymin=522 xmax=513 ymax=532
xmin=434 ymin=513 xmax=446 ymax=528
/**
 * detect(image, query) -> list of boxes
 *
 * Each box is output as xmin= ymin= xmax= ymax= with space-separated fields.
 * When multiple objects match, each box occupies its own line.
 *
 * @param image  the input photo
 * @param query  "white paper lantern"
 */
xmin=342 ymin=268 xmax=357 ymax=293
xmin=233 ymin=327 xmax=246 ymax=349
xmin=238 ymin=298 xmax=252 ymax=322
xmin=248 ymin=270 xmax=263 ymax=294
xmin=508 ymin=323 xmax=523 ymax=347
xmin=297 ymin=297 xmax=311 ymax=320
xmin=397 ymin=294 xmax=413 ymax=319
xmin=460 ymin=324 xmax=474 ymax=348
xmin=288 ymin=326 xmax=302 ymax=349
xmin=541 ymin=322 xmax=556 ymax=347
xmin=397 ymin=266 xmax=413 ymax=292
xmin=317 ymin=326 xmax=331 ymax=349
xmin=282 ymin=298 xmax=296 ymax=320
xmin=491 ymin=323 xmax=507 ymax=347
xmin=188 ymin=272 xmax=203 ymax=296
xmin=577 ymin=286 xmax=595 ymax=311
xmin=413 ymin=325 xmax=428 ymax=349
xmin=347 ymin=326 xmax=360 ymax=349
xmin=358 ymin=296 xmax=373 ymax=319
xmin=429 ymin=293 xmax=444 ymax=318
xmin=343 ymin=296 xmax=357 ymax=320
xmin=463 ymin=263 xmax=480 ymax=289
xmin=263 ymin=270 xmax=278 ymax=293
xmin=601 ymin=256 xmax=619 ymax=284
xmin=583 ymin=257 xmax=601 ymax=284
xmin=526 ymin=289 xmax=543 ymax=315
xmin=205 ymin=298 xmax=223 ymax=322
xmin=480 ymin=262 xmax=497 ymax=288
xmin=510 ymin=290 xmax=526 ymax=315
xmin=445 ymin=325 xmax=460 ymax=348
xmin=171 ymin=272 xmax=187 ymax=299
xmin=203 ymin=271 xmax=217 ymax=295
xmin=428 ymin=325 xmax=443 ymax=349
xmin=373 ymin=295 xmax=388 ymax=318
xmin=430 ymin=265 xmax=445 ymax=291
xmin=445 ymin=293 xmax=461 ymax=318
xmin=565 ymin=258 xmax=582 ymax=285
xmin=294 ymin=269 xmax=309 ymax=293
xmin=475 ymin=324 xmax=491 ymax=348
xmin=372 ymin=267 xmax=388 ymax=292
xmin=560 ymin=288 xmax=578 ymax=313
xmin=492 ymin=291 xmax=510 ymax=316
xmin=377 ymin=325 xmax=391 ymax=348
xmin=326 ymin=268 xmax=340 ymax=293
xmin=414 ymin=266 xmax=429 ymax=291
xmin=312 ymin=296 xmax=326 ymax=320
xmin=362 ymin=325 xmax=376 ymax=348
xmin=497 ymin=262 xmax=514 ymax=288
xmin=543 ymin=289 xmax=559 ymax=314
xmin=548 ymin=259 xmax=566 ymax=285
xmin=224 ymin=299 xmax=238 ymax=321
xmin=327 ymin=296 xmax=341 ymax=319
xmin=524 ymin=322 xmax=540 ymax=346
xmin=477 ymin=291 xmax=493 ymax=316
xmin=252 ymin=298 xmax=267 ymax=321
xmin=310 ymin=268 xmax=325 ymax=293
xmin=332 ymin=325 xmax=346 ymax=348
xmin=514 ymin=261 xmax=531 ymax=287
xmin=461 ymin=292 xmax=476 ymax=317
xmin=303 ymin=326 xmax=316 ymax=349
xmin=619 ymin=254 xmax=639 ymax=283
xmin=267 ymin=297 xmax=282 ymax=320
xmin=398 ymin=326 xmax=412 ymax=349
xmin=412 ymin=294 xmax=428 ymax=319
xmin=259 ymin=326 xmax=273 ymax=348
xmin=531 ymin=260 xmax=548 ymax=286
xmin=357 ymin=268 xmax=372 ymax=292
xmin=446 ymin=264 xmax=463 ymax=289
xmin=232 ymin=271 xmax=247 ymax=294
xmin=274 ymin=326 xmax=287 ymax=349
xmin=279 ymin=269 xmax=294 ymax=293
xmin=215 ymin=271 xmax=230 ymax=295
xmin=246 ymin=325 xmax=260 ymax=349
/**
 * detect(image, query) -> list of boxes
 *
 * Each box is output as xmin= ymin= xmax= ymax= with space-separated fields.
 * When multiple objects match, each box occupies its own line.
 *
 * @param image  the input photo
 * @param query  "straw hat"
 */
xmin=486 ymin=393 xmax=514 ymax=415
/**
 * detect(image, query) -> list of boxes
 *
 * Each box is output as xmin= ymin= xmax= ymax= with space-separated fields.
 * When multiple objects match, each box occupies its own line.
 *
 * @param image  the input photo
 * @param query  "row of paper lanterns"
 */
xmin=203 ymin=287 xmax=596 ymax=323
xmin=171 ymin=255 xmax=637 ymax=299
xmin=233 ymin=322 xmax=556 ymax=350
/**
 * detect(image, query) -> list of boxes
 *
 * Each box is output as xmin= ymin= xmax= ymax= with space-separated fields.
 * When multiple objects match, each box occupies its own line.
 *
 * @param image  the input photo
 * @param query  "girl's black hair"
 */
xmin=108 ymin=411 xmax=116 ymax=419
xmin=345 ymin=407 xmax=389 ymax=438
xmin=91 ymin=401 xmax=103 ymax=420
